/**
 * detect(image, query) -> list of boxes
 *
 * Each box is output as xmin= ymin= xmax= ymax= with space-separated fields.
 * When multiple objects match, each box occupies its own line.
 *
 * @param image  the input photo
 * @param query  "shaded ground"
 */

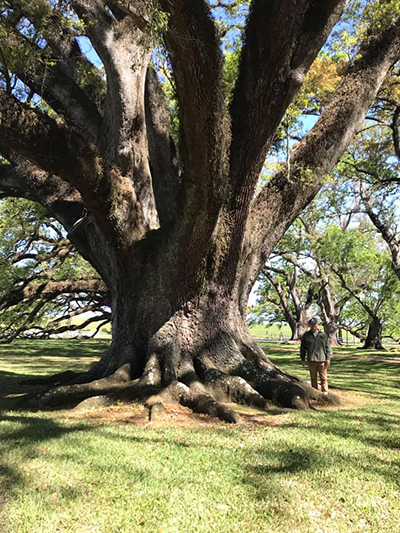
xmin=332 ymin=352 xmax=400 ymax=363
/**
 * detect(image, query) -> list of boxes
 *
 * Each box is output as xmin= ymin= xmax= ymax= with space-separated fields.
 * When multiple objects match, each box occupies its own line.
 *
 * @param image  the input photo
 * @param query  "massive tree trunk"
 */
xmin=1 ymin=0 xmax=400 ymax=420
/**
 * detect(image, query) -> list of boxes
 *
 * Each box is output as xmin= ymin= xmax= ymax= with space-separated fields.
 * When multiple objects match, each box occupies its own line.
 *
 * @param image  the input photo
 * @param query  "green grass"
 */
xmin=0 ymin=340 xmax=399 ymax=533
xmin=249 ymin=323 xmax=292 ymax=338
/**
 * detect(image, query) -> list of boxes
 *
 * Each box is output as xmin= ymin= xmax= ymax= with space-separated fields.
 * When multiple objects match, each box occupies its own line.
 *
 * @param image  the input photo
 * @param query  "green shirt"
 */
xmin=300 ymin=330 xmax=332 ymax=362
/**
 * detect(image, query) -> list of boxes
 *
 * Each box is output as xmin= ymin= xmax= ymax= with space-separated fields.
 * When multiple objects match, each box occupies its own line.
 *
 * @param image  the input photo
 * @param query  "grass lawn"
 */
xmin=0 ymin=340 xmax=399 ymax=533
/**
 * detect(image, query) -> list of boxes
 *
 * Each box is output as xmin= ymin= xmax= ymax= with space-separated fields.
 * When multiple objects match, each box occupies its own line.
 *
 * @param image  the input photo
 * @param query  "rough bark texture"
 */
xmin=1 ymin=1 xmax=400 ymax=419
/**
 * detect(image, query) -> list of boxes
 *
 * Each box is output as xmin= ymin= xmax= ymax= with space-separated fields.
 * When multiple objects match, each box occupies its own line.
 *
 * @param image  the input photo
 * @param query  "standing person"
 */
xmin=300 ymin=317 xmax=332 ymax=393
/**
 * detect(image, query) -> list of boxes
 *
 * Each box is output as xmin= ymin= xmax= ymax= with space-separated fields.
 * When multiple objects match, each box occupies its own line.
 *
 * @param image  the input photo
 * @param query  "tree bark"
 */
xmin=319 ymin=283 xmax=343 ymax=345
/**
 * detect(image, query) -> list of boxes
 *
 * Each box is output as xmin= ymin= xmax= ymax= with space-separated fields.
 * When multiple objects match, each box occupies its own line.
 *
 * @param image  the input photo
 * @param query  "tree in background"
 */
xmin=0 ymin=0 xmax=400 ymax=418
xmin=252 ymin=214 xmax=350 ymax=345
xmin=253 ymin=166 xmax=400 ymax=348
xmin=0 ymin=197 xmax=109 ymax=341
xmin=316 ymin=222 xmax=400 ymax=349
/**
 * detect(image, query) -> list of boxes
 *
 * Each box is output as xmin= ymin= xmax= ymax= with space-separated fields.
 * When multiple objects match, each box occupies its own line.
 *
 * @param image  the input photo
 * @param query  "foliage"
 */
xmin=0 ymin=198 xmax=109 ymax=341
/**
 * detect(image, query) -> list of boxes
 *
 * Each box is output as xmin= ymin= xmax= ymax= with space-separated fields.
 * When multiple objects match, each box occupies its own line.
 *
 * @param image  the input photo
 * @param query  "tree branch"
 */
xmin=0 ymin=278 xmax=106 ymax=312
xmin=391 ymin=104 xmax=400 ymax=158
xmin=0 ymin=154 xmax=124 ymax=284
xmin=145 ymin=67 xmax=181 ymax=227
xmin=158 ymin=0 xmax=230 ymax=225
xmin=0 ymin=91 xmax=148 ymax=247
xmin=362 ymin=193 xmax=400 ymax=280
xmin=6 ymin=0 xmax=106 ymax=110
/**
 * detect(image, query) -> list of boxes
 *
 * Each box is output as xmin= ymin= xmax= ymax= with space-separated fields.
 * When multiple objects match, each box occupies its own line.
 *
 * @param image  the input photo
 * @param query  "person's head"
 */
xmin=308 ymin=317 xmax=319 ymax=332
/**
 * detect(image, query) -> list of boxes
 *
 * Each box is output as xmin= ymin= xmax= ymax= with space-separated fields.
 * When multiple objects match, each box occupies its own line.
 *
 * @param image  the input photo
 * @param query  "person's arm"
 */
xmin=325 ymin=335 xmax=332 ymax=365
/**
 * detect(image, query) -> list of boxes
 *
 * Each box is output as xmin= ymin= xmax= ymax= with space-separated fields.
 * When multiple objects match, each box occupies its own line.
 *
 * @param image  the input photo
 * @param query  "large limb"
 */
xmin=158 ymin=0 xmax=230 ymax=249
xmin=0 ymin=153 xmax=85 ymax=229
xmin=229 ymin=0 xmax=348 ymax=196
xmin=219 ymin=0 xmax=347 ymax=290
xmin=5 ymin=0 xmax=106 ymax=109
xmin=0 ymin=279 xmax=105 ymax=313
xmin=0 ymin=91 xmax=146 ymax=247
xmin=391 ymin=104 xmax=400 ymax=159
xmin=144 ymin=67 xmax=181 ymax=227
xmin=1 ymin=24 xmax=101 ymax=140
xmin=70 ymin=0 xmax=158 ymax=232
xmin=0 ymin=279 xmax=108 ymax=343
xmin=0 ymin=155 xmax=120 ymax=283
xmin=239 ymin=14 xmax=400 ymax=312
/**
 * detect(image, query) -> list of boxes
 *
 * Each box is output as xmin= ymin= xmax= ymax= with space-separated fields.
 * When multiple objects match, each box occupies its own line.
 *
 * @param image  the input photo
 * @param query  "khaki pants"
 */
xmin=308 ymin=361 xmax=328 ymax=392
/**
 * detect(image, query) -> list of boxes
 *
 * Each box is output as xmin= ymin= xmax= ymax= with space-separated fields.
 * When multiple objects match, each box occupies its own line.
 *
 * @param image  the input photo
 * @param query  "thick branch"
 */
xmin=262 ymin=268 xmax=296 ymax=327
xmin=0 ymin=278 xmax=106 ymax=312
xmin=0 ymin=92 xmax=146 ymax=247
xmin=145 ymin=67 xmax=181 ymax=227
xmin=0 ymin=91 xmax=100 ymax=187
xmin=0 ymin=155 xmax=123 ymax=285
xmin=392 ymin=104 xmax=400 ymax=158
xmin=159 ymin=0 xmax=230 ymax=231
xmin=362 ymin=196 xmax=400 ymax=280
xmin=6 ymin=28 xmax=102 ymax=140
xmin=70 ymin=0 xmax=158 ymax=232
xmin=6 ymin=0 xmax=106 ymax=109
xmin=323 ymin=262 xmax=376 ymax=319
xmin=229 ymin=0 xmax=347 ymax=194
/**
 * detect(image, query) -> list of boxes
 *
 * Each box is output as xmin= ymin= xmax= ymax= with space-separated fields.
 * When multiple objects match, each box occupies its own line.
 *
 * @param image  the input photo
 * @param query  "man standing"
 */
xmin=300 ymin=317 xmax=332 ymax=393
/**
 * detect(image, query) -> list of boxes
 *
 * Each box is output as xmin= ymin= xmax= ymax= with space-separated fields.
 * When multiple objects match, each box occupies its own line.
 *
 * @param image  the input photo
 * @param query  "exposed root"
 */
xmin=147 ymin=402 xmax=166 ymax=422
xmin=20 ymin=364 xmax=134 ymax=409
xmin=143 ymin=381 xmax=240 ymax=423
xmin=202 ymin=368 xmax=270 ymax=408
xmin=181 ymin=392 xmax=240 ymax=423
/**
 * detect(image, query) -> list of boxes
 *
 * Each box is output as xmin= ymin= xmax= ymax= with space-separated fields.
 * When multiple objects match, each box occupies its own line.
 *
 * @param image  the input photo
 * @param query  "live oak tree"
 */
xmin=1 ymin=0 xmax=400 ymax=420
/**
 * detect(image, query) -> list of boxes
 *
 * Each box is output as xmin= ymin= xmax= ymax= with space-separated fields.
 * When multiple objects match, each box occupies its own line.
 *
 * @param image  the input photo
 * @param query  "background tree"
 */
xmin=316 ymin=222 xmax=400 ymax=349
xmin=252 ymin=213 xmax=350 ymax=345
xmin=253 ymin=258 xmax=316 ymax=341
xmin=0 ymin=197 xmax=109 ymax=342
xmin=0 ymin=0 xmax=400 ymax=419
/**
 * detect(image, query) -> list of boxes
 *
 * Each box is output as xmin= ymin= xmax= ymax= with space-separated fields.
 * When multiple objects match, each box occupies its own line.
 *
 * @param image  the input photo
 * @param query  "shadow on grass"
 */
xmin=0 ymin=339 xmax=109 ymax=383
xmin=0 ymin=411 xmax=93 ymax=507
